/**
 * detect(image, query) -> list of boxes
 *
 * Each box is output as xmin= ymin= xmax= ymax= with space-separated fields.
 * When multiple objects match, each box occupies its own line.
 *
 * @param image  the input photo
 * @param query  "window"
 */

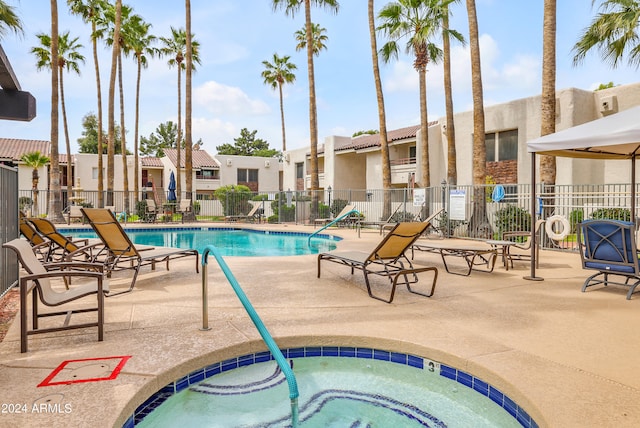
xmin=197 ymin=169 xmax=219 ymax=180
xmin=237 ymin=169 xmax=258 ymax=182
xmin=237 ymin=168 xmax=259 ymax=191
xmin=409 ymin=146 xmax=416 ymax=163
xmin=296 ymin=163 xmax=304 ymax=179
xmin=485 ymin=129 xmax=518 ymax=162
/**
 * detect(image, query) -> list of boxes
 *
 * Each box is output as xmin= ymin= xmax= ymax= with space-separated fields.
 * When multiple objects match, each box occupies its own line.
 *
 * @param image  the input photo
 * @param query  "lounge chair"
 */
xmin=412 ymin=239 xmax=497 ymax=276
xmin=19 ymin=211 xmax=50 ymax=259
xmin=313 ymin=203 xmax=358 ymax=227
xmin=27 ymin=217 xmax=101 ymax=263
xmin=578 ymin=219 xmax=640 ymax=299
xmin=317 ymin=222 xmax=438 ymax=303
xmin=226 ymin=204 xmax=262 ymax=223
xmin=81 ymin=208 xmax=199 ymax=296
xmin=359 ymin=204 xmax=402 ymax=234
xmin=3 ymin=238 xmax=108 ymax=353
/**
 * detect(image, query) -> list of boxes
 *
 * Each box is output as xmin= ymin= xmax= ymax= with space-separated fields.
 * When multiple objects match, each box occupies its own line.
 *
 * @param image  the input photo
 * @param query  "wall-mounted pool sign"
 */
xmin=413 ymin=188 xmax=426 ymax=206
xmin=449 ymin=189 xmax=467 ymax=221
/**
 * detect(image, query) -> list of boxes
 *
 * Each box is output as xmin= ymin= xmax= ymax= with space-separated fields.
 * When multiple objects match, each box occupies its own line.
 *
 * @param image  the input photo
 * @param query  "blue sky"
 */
xmin=1 ymin=0 xmax=639 ymax=155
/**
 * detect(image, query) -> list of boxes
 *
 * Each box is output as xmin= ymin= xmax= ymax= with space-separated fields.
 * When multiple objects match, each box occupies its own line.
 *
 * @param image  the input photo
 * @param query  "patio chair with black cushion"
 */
xmin=144 ymin=199 xmax=159 ymax=223
xmin=27 ymin=217 xmax=102 ymax=263
xmin=317 ymin=222 xmax=438 ymax=303
xmin=578 ymin=219 xmax=640 ymax=300
xmin=81 ymin=208 xmax=199 ymax=296
xmin=177 ymin=199 xmax=195 ymax=223
xmin=3 ymin=238 xmax=108 ymax=353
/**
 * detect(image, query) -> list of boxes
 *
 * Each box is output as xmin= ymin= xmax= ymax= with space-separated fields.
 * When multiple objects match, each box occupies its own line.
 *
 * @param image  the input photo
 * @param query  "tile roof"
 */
xmin=0 ymin=138 xmax=50 ymax=160
xmin=337 ymin=124 xmax=424 ymax=151
xmin=141 ymin=157 xmax=163 ymax=167
xmin=164 ymin=149 xmax=220 ymax=168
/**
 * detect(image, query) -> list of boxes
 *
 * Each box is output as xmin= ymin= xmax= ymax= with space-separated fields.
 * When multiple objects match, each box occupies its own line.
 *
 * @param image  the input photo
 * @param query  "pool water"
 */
xmin=135 ymin=356 xmax=523 ymax=428
xmin=67 ymin=228 xmax=339 ymax=256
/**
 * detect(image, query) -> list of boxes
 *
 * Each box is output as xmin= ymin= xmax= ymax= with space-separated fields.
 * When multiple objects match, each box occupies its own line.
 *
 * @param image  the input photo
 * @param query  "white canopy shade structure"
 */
xmin=526 ymin=105 xmax=640 ymax=279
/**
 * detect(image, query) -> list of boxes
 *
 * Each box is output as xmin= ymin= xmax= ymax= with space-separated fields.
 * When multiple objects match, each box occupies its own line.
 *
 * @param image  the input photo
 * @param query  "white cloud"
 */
xmin=384 ymin=61 xmax=418 ymax=93
xmin=192 ymin=116 xmax=238 ymax=151
xmin=194 ymin=81 xmax=271 ymax=116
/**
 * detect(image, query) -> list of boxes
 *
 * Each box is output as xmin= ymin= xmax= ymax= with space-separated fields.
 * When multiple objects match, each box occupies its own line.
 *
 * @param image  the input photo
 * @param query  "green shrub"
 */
xmin=494 ymin=204 xmax=531 ymax=235
xmin=214 ymin=185 xmax=252 ymax=216
xmin=330 ymin=199 xmax=348 ymax=217
xmin=19 ymin=196 xmax=32 ymax=211
xmin=590 ymin=207 xmax=631 ymax=221
xmin=136 ymin=200 xmax=147 ymax=218
xmin=569 ymin=209 xmax=584 ymax=233
xmin=391 ymin=211 xmax=416 ymax=222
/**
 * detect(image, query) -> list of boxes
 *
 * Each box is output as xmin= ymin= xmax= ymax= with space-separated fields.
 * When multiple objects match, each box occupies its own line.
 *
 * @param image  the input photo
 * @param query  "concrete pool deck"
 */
xmin=0 ymin=222 xmax=639 ymax=427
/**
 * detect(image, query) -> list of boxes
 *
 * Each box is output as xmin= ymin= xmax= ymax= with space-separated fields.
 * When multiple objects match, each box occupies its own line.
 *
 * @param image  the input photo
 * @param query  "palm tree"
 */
xmin=125 ymin=16 xmax=156 ymax=203
xmin=573 ymin=0 xmax=640 ymax=69
xmin=466 ymin=0 xmax=488 ymax=237
xmin=20 ymin=151 xmax=50 ymax=216
xmin=378 ymin=0 xmax=461 ymax=189
xmin=442 ymin=1 xmax=465 ymax=185
xmin=159 ymin=26 xmax=201 ymax=203
xmin=294 ymin=22 xmax=328 ymax=54
xmin=185 ymin=0 xmax=193 ymax=202
xmin=261 ymin=53 xmax=297 ymax=152
xmin=48 ymin=0 xmax=64 ymax=222
xmin=369 ymin=0 xmax=392 ymax=220
xmin=0 ymin=0 xmax=23 ymax=38
xmin=540 ymin=0 xmax=557 ymax=217
xmin=67 ymin=0 xmax=107 ymax=207
xmin=272 ymin=0 xmax=339 ymax=220
xmin=32 ymin=31 xmax=85 ymax=210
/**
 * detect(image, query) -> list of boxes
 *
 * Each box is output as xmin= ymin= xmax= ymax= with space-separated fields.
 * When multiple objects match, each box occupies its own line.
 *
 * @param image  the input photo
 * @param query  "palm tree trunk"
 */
xmin=118 ymin=52 xmax=130 ymax=214
xmin=369 ymin=0 xmax=391 ymax=220
xmin=466 ymin=0 xmax=490 ymax=238
xmin=59 ymin=68 xmax=73 ymax=212
xmin=134 ymin=55 xmax=141 ymax=203
xmin=92 ymin=18 xmax=104 ymax=208
xmin=278 ymin=82 xmax=287 ymax=152
xmin=185 ymin=0 xmax=193 ymax=201
xmin=443 ymin=9 xmax=457 ymax=185
xmin=32 ymin=169 xmax=39 ymax=215
xmin=176 ymin=65 xmax=182 ymax=203
xmin=304 ymin=0 xmax=319 ymax=220
xmin=48 ymin=0 xmax=64 ymax=223
xmin=418 ymin=68 xmax=429 ymax=188
xmin=106 ymin=0 xmax=121 ymax=207
xmin=540 ymin=0 xmax=557 ymax=218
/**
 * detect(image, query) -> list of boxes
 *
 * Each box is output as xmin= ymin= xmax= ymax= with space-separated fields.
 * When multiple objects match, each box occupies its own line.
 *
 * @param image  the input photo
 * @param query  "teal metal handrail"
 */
xmin=201 ymin=245 xmax=299 ymax=427
xmin=307 ymin=209 xmax=360 ymax=245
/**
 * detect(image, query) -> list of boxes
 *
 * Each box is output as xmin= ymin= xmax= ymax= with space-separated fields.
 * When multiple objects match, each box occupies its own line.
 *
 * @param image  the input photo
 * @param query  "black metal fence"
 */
xmin=18 ymin=182 xmax=640 ymax=252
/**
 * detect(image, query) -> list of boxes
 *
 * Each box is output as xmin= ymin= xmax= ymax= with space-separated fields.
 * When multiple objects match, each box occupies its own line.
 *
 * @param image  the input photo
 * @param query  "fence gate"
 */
xmin=1 ymin=163 xmax=18 ymax=297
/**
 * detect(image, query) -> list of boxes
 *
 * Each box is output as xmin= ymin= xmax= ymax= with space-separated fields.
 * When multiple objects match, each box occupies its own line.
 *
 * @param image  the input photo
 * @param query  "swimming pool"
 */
xmin=66 ymin=227 xmax=340 ymax=256
xmin=127 ymin=347 xmax=536 ymax=428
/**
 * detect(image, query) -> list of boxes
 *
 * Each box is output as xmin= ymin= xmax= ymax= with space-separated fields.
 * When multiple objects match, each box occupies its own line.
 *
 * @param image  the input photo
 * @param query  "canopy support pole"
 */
xmin=632 ymin=154 xmax=637 ymax=224
xmin=525 ymin=152 xmax=543 ymax=281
